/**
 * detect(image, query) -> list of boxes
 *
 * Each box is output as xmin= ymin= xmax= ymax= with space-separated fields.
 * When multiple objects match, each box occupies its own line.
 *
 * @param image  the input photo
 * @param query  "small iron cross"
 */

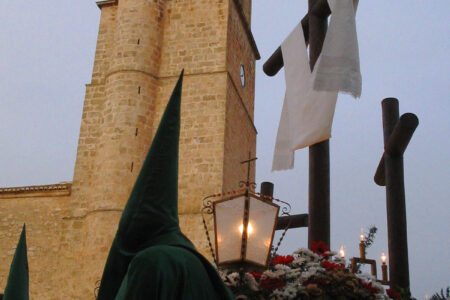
xmin=240 ymin=152 xmax=257 ymax=188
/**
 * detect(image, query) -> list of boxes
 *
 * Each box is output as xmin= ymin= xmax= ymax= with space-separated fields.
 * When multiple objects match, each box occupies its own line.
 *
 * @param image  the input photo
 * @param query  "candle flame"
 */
xmin=360 ymin=228 xmax=365 ymax=242
xmin=339 ymin=245 xmax=345 ymax=258
xmin=239 ymin=222 xmax=254 ymax=235
xmin=381 ymin=252 xmax=387 ymax=263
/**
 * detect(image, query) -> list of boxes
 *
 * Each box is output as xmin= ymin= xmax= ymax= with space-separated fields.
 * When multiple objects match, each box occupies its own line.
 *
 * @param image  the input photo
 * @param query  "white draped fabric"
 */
xmin=313 ymin=0 xmax=361 ymax=98
xmin=272 ymin=0 xmax=361 ymax=171
xmin=272 ymin=23 xmax=338 ymax=171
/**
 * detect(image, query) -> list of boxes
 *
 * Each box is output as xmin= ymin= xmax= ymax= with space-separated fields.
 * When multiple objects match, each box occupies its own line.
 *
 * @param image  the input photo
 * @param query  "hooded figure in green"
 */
xmin=97 ymin=71 xmax=234 ymax=300
xmin=3 ymin=224 xmax=29 ymax=300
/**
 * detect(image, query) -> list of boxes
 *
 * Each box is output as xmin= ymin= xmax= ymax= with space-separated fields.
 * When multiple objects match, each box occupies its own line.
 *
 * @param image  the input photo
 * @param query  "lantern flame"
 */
xmin=239 ymin=222 xmax=254 ymax=235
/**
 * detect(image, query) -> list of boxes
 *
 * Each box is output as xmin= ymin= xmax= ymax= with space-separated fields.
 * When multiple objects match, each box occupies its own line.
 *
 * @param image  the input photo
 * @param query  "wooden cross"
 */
xmin=373 ymin=98 xmax=419 ymax=291
xmin=263 ymin=0 xmax=332 ymax=248
xmin=259 ymin=182 xmax=309 ymax=231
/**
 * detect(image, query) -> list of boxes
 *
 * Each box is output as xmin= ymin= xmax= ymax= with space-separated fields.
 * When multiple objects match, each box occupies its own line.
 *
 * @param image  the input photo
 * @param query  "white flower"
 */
xmin=285 ymin=268 xmax=302 ymax=280
xmin=333 ymin=256 xmax=346 ymax=265
xmin=294 ymin=248 xmax=321 ymax=262
xmin=274 ymin=264 xmax=291 ymax=271
xmin=261 ymin=270 xmax=276 ymax=279
xmin=270 ymin=282 xmax=299 ymax=300
xmin=357 ymin=272 xmax=377 ymax=282
xmin=291 ymin=257 xmax=307 ymax=267
xmin=244 ymin=272 xmax=259 ymax=291
xmin=226 ymin=272 xmax=240 ymax=287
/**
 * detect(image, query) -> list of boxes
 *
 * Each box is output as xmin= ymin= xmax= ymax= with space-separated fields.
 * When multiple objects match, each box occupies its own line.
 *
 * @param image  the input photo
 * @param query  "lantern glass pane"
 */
xmin=214 ymin=196 xmax=245 ymax=264
xmin=246 ymin=197 xmax=279 ymax=266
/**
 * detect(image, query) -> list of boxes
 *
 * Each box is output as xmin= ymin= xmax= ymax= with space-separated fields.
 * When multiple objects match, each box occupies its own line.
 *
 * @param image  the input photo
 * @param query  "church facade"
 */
xmin=0 ymin=0 xmax=258 ymax=298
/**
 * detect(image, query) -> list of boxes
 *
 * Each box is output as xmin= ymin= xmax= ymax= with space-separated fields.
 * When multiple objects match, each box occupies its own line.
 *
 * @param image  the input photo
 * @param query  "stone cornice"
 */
xmin=0 ymin=182 xmax=72 ymax=199
xmin=96 ymin=0 xmax=117 ymax=9
xmin=231 ymin=0 xmax=260 ymax=60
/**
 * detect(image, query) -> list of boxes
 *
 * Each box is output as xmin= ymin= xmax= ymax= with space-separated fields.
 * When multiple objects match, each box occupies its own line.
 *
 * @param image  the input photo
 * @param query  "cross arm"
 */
xmin=374 ymin=113 xmax=419 ymax=186
xmin=263 ymin=0 xmax=331 ymax=76
xmin=276 ymin=213 xmax=309 ymax=230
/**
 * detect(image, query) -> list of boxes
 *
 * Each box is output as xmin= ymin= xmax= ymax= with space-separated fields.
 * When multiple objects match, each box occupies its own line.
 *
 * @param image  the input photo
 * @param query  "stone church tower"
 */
xmin=0 ymin=0 xmax=259 ymax=298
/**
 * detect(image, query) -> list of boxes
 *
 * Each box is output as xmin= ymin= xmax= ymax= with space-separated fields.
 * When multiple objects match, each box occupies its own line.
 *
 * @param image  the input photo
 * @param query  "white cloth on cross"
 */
xmin=272 ymin=0 xmax=361 ymax=171
xmin=272 ymin=23 xmax=338 ymax=171
xmin=313 ymin=0 xmax=361 ymax=98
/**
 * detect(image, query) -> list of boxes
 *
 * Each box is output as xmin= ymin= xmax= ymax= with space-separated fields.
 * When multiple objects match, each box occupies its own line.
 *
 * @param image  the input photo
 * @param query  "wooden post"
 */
xmin=381 ymin=98 xmax=410 ymax=290
xmin=260 ymin=182 xmax=274 ymax=199
xmin=259 ymin=181 xmax=309 ymax=231
xmin=308 ymin=0 xmax=330 ymax=249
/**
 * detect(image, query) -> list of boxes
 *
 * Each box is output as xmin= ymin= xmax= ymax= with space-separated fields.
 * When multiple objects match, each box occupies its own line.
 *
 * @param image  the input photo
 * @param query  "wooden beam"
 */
xmin=276 ymin=214 xmax=308 ymax=230
xmin=374 ymin=113 xmax=419 ymax=186
xmin=262 ymin=0 xmax=331 ymax=76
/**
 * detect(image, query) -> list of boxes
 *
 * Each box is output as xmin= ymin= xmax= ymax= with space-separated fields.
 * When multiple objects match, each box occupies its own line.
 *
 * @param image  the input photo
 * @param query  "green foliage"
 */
xmin=363 ymin=226 xmax=378 ymax=257
xmin=430 ymin=286 xmax=450 ymax=300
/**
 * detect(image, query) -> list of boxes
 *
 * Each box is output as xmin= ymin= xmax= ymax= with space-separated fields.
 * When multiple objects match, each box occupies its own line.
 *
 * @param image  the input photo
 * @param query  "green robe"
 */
xmin=97 ymin=71 xmax=234 ymax=300
xmin=3 ymin=224 xmax=29 ymax=300
xmin=115 ymin=245 xmax=233 ymax=300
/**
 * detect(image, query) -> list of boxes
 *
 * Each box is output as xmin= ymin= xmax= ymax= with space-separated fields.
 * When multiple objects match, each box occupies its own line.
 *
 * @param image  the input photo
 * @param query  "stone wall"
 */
xmin=0 ymin=184 xmax=70 ymax=298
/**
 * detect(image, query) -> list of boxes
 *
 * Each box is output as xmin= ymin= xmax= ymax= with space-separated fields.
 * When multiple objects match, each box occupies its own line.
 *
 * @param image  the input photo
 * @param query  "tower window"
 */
xmin=239 ymin=64 xmax=246 ymax=88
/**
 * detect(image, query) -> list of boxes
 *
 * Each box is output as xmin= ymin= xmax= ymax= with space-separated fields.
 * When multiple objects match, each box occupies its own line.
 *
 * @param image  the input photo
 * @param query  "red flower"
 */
xmin=362 ymin=281 xmax=380 ymax=294
xmin=272 ymin=255 xmax=294 ymax=265
xmin=321 ymin=260 xmax=345 ymax=272
xmin=251 ymin=272 xmax=262 ymax=281
xmin=260 ymin=277 xmax=286 ymax=291
xmin=386 ymin=288 xmax=401 ymax=300
xmin=311 ymin=241 xmax=330 ymax=257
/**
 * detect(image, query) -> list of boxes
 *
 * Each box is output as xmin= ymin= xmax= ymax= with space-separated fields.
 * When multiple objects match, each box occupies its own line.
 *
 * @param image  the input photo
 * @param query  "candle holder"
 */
xmin=350 ymin=248 xmax=390 ymax=286
xmin=359 ymin=240 xmax=366 ymax=259
xmin=380 ymin=253 xmax=389 ymax=285
xmin=351 ymin=257 xmax=377 ymax=277
xmin=359 ymin=229 xmax=366 ymax=259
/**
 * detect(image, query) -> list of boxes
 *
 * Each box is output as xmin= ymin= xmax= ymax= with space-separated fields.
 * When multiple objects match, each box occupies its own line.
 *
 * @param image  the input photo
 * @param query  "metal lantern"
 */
xmin=213 ymin=191 xmax=279 ymax=268
xmin=201 ymin=155 xmax=291 ymax=270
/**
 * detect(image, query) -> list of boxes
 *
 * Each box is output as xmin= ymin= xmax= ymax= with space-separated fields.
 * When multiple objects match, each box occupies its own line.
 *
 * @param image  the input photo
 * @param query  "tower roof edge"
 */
xmin=96 ymin=0 xmax=117 ymax=9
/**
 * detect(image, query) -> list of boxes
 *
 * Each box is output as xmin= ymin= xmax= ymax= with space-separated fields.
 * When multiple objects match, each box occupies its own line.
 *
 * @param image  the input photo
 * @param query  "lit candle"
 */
xmin=380 ymin=252 xmax=388 ymax=282
xmin=359 ymin=228 xmax=366 ymax=242
xmin=359 ymin=229 xmax=366 ymax=259
xmin=339 ymin=245 xmax=346 ymax=259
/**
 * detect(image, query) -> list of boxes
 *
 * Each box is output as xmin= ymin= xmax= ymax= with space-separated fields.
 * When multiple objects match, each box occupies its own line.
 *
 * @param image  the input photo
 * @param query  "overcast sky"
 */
xmin=0 ymin=1 xmax=448 ymax=298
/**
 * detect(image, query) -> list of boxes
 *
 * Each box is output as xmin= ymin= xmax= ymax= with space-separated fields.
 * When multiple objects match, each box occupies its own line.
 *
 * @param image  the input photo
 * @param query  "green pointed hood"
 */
xmin=3 ymin=224 xmax=29 ymax=300
xmin=98 ymin=71 xmax=194 ymax=300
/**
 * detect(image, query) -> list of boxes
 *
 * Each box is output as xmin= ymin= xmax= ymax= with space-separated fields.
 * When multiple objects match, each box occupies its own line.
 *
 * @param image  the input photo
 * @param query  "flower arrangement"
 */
xmin=218 ymin=242 xmax=393 ymax=300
